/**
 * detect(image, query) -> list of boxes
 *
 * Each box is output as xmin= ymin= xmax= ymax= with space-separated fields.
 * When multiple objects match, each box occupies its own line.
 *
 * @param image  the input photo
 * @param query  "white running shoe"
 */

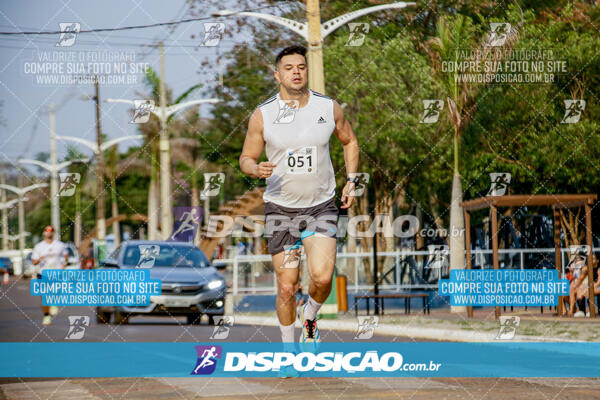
xmin=42 ymin=315 xmax=52 ymax=326
xmin=49 ymin=306 xmax=59 ymax=316
xmin=298 ymin=303 xmax=320 ymax=351
xmin=2 ymin=273 xmax=8 ymax=284
xmin=574 ymin=311 xmax=585 ymax=318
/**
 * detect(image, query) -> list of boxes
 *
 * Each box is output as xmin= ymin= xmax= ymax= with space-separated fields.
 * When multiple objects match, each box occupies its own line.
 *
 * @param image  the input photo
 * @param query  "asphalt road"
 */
xmin=0 ymin=278 xmax=400 ymax=342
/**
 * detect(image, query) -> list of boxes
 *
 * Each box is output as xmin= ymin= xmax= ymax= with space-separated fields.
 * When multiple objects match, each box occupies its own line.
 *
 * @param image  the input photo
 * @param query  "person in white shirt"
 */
xmin=240 ymin=45 xmax=359 ymax=368
xmin=31 ymin=225 xmax=68 ymax=325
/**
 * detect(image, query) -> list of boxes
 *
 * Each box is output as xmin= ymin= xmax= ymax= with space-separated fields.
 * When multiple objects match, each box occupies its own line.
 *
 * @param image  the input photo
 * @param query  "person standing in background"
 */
xmin=31 ymin=225 xmax=68 ymax=325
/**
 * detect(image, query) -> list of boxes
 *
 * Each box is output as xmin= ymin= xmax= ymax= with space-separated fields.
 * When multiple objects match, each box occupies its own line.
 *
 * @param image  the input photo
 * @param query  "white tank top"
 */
xmin=259 ymin=89 xmax=336 ymax=208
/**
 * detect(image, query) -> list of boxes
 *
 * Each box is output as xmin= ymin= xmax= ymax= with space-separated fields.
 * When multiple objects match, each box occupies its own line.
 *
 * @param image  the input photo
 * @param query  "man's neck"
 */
xmin=280 ymin=86 xmax=310 ymax=108
xmin=44 ymin=239 xmax=53 ymax=244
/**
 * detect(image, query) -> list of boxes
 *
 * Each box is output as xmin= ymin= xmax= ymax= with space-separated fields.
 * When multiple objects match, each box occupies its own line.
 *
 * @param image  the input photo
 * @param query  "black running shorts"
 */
xmin=264 ymin=196 xmax=338 ymax=255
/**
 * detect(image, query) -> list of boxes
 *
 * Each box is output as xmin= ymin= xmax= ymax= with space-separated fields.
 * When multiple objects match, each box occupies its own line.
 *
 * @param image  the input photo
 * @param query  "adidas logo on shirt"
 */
xmin=317 ymin=116 xmax=326 ymax=124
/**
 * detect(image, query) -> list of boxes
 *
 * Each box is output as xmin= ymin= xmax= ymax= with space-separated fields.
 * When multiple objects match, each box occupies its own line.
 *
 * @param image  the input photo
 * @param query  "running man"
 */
xmin=31 ymin=225 xmax=68 ymax=325
xmin=240 ymin=45 xmax=359 ymax=352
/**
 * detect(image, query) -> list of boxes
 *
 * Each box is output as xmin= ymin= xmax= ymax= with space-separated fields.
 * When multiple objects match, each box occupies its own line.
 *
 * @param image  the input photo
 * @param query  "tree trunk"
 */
xmin=449 ymin=173 xmax=466 ymax=313
xmin=377 ymin=193 xmax=395 ymax=285
xmin=346 ymin=205 xmax=357 ymax=287
xmin=148 ymin=164 xmax=159 ymax=240
xmin=357 ymin=195 xmax=373 ymax=284
xmin=74 ymin=185 xmax=82 ymax=249
xmin=111 ymin=176 xmax=120 ymax=248
xmin=416 ymin=203 xmax=424 ymax=257
xmin=560 ymin=208 xmax=583 ymax=247
xmin=191 ymin=172 xmax=200 ymax=247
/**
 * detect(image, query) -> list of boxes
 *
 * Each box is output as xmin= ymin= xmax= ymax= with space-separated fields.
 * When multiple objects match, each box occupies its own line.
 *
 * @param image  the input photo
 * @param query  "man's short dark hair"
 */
xmin=275 ymin=45 xmax=307 ymax=67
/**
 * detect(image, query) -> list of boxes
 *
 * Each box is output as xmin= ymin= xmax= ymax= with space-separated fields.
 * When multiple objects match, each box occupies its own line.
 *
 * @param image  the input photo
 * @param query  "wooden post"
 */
xmin=585 ymin=203 xmax=596 ymax=318
xmin=464 ymin=209 xmax=473 ymax=318
xmin=553 ymin=207 xmax=563 ymax=316
xmin=306 ymin=0 xmax=325 ymax=94
xmin=491 ymin=204 xmax=500 ymax=319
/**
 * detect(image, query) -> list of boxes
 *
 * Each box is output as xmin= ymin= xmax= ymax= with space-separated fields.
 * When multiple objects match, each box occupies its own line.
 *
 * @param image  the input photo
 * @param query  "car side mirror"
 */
xmin=101 ymin=259 xmax=119 ymax=269
xmin=213 ymin=262 xmax=227 ymax=271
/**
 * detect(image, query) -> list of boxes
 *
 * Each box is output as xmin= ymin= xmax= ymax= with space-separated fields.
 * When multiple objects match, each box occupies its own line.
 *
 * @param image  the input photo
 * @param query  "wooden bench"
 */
xmin=354 ymin=293 xmax=430 ymax=316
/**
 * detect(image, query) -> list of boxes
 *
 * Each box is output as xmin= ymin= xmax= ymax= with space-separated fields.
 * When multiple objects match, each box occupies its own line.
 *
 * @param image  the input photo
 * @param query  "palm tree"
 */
xmin=104 ymin=144 xmax=121 ymax=247
xmin=62 ymin=146 xmax=88 ymax=248
xmin=427 ymin=15 xmax=520 ymax=312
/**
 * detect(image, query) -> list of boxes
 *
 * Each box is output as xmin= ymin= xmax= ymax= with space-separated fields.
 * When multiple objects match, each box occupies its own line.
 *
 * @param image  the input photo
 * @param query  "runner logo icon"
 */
xmin=65 ymin=316 xmax=89 ymax=340
xmin=191 ymin=345 xmax=222 ymax=375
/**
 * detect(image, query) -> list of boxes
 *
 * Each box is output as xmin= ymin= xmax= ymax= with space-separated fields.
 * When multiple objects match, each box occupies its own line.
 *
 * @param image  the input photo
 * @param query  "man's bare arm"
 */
xmin=333 ymin=101 xmax=359 ymax=208
xmin=239 ymin=108 xmax=275 ymax=178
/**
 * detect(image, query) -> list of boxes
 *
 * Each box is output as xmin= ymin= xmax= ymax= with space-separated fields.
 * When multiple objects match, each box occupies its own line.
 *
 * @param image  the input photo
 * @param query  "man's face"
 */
xmin=275 ymin=54 xmax=307 ymax=91
xmin=42 ymin=230 xmax=53 ymax=240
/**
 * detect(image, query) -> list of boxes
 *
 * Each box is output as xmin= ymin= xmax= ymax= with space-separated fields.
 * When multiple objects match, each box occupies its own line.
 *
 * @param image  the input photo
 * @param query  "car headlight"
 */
xmin=207 ymin=279 xmax=224 ymax=290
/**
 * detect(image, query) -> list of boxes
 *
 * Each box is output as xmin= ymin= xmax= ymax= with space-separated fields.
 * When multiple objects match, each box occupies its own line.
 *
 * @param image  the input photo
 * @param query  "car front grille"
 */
xmin=160 ymin=284 xmax=205 ymax=296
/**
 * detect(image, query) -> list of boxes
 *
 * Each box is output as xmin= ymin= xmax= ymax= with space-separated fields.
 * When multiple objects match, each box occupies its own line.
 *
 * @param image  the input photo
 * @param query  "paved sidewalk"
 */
xmin=3 ymin=377 xmax=600 ymax=399
xmin=235 ymin=307 xmax=600 ymax=342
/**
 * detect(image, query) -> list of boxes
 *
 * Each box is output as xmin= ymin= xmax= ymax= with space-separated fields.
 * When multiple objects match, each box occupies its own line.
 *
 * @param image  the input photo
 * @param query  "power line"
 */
xmin=0 ymin=6 xmax=276 ymax=35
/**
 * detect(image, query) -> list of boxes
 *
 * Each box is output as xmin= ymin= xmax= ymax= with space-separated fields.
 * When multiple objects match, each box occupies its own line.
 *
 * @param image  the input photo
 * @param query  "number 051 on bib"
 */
xmin=286 ymin=146 xmax=317 ymax=174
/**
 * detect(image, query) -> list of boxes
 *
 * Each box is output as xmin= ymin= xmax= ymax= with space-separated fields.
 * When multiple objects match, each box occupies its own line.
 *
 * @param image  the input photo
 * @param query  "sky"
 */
xmin=0 ymin=0 xmax=259 ymax=173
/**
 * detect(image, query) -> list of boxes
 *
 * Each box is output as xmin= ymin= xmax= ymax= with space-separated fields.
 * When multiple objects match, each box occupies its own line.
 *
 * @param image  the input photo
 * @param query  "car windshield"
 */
xmin=122 ymin=244 xmax=209 ymax=268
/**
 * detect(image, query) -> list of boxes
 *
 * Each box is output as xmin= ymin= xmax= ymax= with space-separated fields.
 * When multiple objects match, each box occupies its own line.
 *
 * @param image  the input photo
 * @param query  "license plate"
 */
xmin=163 ymin=299 xmax=187 ymax=307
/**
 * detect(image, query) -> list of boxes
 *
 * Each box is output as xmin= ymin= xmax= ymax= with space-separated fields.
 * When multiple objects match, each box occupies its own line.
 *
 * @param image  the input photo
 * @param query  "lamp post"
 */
xmin=0 ymin=184 xmax=48 ymax=251
xmin=55 ymin=134 xmax=142 ymax=243
xmin=0 ymin=198 xmax=23 ymax=250
xmin=105 ymin=97 xmax=220 ymax=240
xmin=17 ymin=158 xmax=87 ymax=241
xmin=213 ymin=2 xmax=416 ymax=94
xmin=0 ymin=232 xmax=30 ymax=244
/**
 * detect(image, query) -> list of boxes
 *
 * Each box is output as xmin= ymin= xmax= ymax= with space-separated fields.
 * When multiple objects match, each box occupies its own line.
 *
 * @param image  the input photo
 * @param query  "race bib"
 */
xmin=286 ymin=146 xmax=317 ymax=174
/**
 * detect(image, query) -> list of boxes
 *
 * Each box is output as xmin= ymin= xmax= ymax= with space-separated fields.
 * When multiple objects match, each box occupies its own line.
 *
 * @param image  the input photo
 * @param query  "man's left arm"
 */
xmin=333 ymin=101 xmax=359 ymax=209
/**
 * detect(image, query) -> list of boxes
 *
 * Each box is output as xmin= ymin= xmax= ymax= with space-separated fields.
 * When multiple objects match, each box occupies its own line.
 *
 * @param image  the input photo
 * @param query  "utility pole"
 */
xmin=48 ymin=103 xmax=60 ymax=240
xmin=158 ymin=42 xmax=173 ymax=240
xmin=306 ymin=0 xmax=325 ymax=94
xmin=94 ymin=77 xmax=106 ymax=243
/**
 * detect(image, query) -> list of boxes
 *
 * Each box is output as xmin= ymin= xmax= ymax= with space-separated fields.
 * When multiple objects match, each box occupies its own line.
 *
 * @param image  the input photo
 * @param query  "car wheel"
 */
xmin=96 ymin=311 xmax=111 ymax=324
xmin=113 ymin=311 xmax=130 ymax=325
xmin=187 ymin=313 xmax=202 ymax=325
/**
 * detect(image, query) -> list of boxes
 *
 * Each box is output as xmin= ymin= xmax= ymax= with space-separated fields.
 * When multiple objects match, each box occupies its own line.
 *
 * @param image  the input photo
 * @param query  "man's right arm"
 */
xmin=31 ymin=245 xmax=41 ymax=265
xmin=239 ymin=108 xmax=275 ymax=179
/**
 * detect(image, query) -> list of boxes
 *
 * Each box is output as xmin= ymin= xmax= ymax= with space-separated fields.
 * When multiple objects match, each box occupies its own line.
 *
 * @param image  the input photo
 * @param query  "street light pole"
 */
xmin=0 ymin=184 xmax=48 ymax=251
xmin=56 ymin=133 xmax=142 ymax=246
xmin=306 ymin=0 xmax=325 ymax=93
xmin=105 ymin=95 xmax=220 ymax=240
xmin=158 ymin=42 xmax=172 ymax=240
xmin=94 ymin=78 xmax=106 ymax=242
xmin=17 ymin=156 xmax=87 ymax=242
xmin=213 ymin=2 xmax=416 ymax=94
xmin=0 ymin=198 xmax=21 ymax=250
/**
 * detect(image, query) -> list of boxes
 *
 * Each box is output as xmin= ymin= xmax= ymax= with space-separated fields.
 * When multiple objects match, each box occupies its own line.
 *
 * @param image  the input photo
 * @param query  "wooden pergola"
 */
xmin=461 ymin=194 xmax=597 ymax=319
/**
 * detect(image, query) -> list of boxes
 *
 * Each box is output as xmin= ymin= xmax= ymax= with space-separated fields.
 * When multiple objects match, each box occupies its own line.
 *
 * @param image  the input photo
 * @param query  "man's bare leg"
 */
xmin=302 ymin=235 xmax=336 ymax=320
xmin=273 ymin=249 xmax=301 ymax=343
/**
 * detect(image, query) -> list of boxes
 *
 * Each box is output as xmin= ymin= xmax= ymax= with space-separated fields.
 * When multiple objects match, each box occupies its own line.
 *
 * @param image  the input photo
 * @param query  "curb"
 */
xmin=234 ymin=315 xmax=581 ymax=343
